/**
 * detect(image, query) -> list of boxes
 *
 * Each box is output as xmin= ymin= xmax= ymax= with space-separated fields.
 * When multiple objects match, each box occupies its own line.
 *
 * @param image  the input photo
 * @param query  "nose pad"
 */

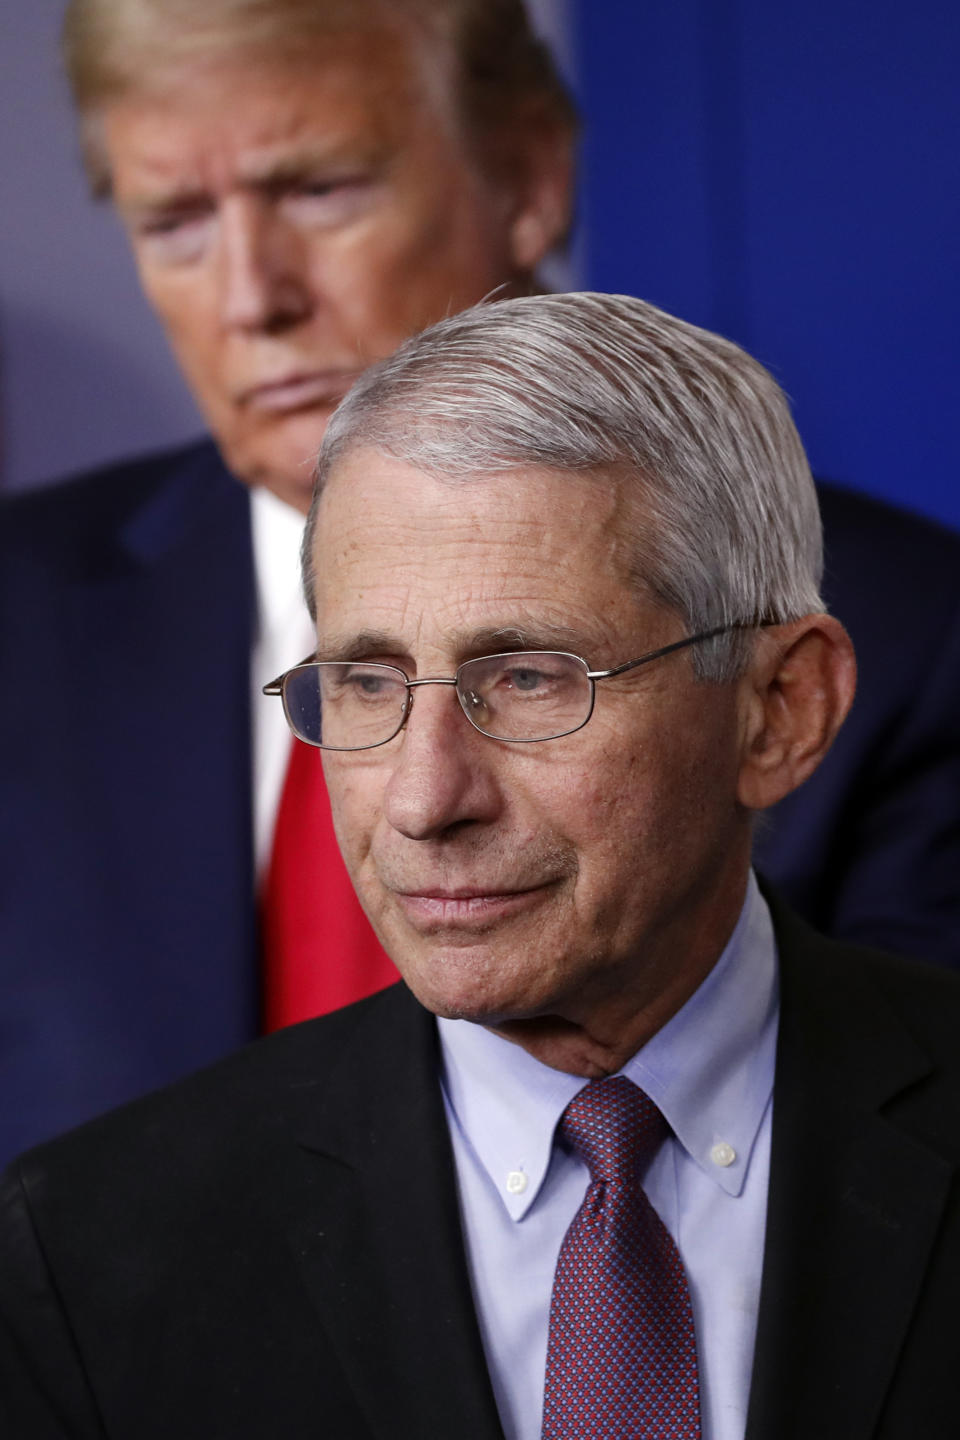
xmin=459 ymin=686 xmax=490 ymax=729
xmin=398 ymin=687 xmax=416 ymax=735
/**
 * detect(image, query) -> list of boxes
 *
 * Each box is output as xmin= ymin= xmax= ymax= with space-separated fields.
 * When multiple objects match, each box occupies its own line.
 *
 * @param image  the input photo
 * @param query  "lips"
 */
xmin=392 ymin=884 xmax=554 ymax=931
xmin=239 ymin=370 xmax=360 ymax=415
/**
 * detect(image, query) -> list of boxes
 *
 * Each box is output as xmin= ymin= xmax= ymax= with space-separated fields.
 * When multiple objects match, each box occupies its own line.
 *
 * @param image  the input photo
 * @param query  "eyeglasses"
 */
xmin=263 ymin=624 xmax=754 ymax=751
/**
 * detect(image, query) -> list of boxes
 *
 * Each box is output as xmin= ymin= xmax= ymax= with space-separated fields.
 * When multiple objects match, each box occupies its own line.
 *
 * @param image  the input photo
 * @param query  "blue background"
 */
xmin=574 ymin=0 xmax=959 ymax=529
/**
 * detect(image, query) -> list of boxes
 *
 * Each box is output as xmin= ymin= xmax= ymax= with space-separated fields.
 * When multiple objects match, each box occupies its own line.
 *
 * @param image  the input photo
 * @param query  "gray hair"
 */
xmin=304 ymin=291 xmax=825 ymax=681
xmin=62 ymin=0 xmax=577 ymax=199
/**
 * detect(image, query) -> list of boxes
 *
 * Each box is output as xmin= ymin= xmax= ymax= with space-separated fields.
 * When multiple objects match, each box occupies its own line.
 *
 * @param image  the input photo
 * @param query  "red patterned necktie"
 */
xmin=260 ymin=738 xmax=398 ymax=1030
xmin=541 ymin=1075 xmax=701 ymax=1439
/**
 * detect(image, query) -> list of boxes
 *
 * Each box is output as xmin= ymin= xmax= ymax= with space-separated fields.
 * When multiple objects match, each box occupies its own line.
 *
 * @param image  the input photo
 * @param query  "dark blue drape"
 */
xmin=575 ymin=0 xmax=960 ymax=529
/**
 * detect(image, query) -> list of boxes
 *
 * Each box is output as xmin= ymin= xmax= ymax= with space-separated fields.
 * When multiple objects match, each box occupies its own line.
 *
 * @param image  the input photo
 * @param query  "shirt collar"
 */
xmin=250 ymin=483 xmax=311 ymax=659
xmin=438 ymin=872 xmax=779 ymax=1221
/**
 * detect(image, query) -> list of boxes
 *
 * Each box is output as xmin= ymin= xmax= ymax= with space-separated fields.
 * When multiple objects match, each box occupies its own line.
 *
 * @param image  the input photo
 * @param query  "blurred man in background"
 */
xmin=0 ymin=0 xmax=576 ymax=1162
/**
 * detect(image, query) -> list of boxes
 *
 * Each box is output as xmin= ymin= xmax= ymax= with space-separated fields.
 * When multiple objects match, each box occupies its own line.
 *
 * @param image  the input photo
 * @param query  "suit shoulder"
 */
xmin=0 ymin=441 xmax=251 ymax=612
xmin=817 ymin=482 xmax=960 ymax=606
xmin=814 ymin=484 xmax=960 ymax=677
xmin=8 ymin=985 xmax=412 ymax=1206
xmin=3 ymin=437 xmax=218 ymax=516
xmin=0 ymin=439 xmax=229 ymax=553
xmin=829 ymin=931 xmax=960 ymax=991
xmin=771 ymin=884 xmax=960 ymax=1003
xmin=817 ymin=481 xmax=960 ymax=556
xmin=851 ymin=944 xmax=960 ymax=1049
xmin=782 ymin=908 xmax=960 ymax=1075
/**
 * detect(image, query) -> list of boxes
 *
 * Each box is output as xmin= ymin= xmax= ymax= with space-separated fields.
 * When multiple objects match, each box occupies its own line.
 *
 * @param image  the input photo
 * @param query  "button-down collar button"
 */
xmin=506 ymin=1169 xmax=528 ymax=1195
xmin=710 ymin=1141 xmax=736 ymax=1168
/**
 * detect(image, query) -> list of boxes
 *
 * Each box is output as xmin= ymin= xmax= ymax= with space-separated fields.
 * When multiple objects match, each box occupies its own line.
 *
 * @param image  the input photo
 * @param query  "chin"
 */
xmin=221 ymin=420 xmax=331 ymax=506
xmin=278 ymin=414 xmax=332 ymax=464
xmin=396 ymin=939 xmax=553 ymax=1027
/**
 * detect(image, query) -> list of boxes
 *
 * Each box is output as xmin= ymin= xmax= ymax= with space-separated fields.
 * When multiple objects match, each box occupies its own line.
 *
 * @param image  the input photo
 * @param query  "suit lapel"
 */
xmin=289 ymin=986 xmax=505 ymax=1440
xmin=746 ymin=901 xmax=955 ymax=1440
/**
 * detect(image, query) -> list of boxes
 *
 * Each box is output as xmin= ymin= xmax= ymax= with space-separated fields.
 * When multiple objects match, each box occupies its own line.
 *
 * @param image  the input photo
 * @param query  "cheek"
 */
xmin=145 ymin=282 xmax=223 ymax=389
xmin=515 ymin=751 xmax=641 ymax=886
xmin=295 ymin=228 xmax=415 ymax=356
xmin=322 ymin=754 xmax=388 ymax=860
xmin=325 ymin=197 xmax=503 ymax=334
xmin=573 ymin=738 xmax=698 ymax=875
xmin=137 ymin=264 xmax=195 ymax=331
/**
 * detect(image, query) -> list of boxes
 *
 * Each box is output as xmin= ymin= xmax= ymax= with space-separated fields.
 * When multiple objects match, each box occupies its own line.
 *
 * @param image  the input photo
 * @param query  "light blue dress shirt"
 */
xmin=437 ymin=871 xmax=778 ymax=1440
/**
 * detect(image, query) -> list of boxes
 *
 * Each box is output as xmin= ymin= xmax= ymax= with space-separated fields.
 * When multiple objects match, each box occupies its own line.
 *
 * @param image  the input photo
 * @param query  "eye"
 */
xmin=296 ymin=180 xmax=339 ymax=199
xmin=352 ymin=672 xmax=390 ymax=696
xmin=505 ymin=665 xmax=550 ymax=692
xmin=280 ymin=175 xmax=376 ymax=228
xmin=330 ymin=665 xmax=405 ymax=705
xmin=130 ymin=208 xmax=213 ymax=264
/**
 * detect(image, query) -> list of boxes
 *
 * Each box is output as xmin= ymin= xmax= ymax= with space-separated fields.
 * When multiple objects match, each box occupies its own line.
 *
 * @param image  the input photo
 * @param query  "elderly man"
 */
xmin=3 ymin=294 xmax=959 ymax=1439
xmin=2 ymin=0 xmax=959 ymax=1173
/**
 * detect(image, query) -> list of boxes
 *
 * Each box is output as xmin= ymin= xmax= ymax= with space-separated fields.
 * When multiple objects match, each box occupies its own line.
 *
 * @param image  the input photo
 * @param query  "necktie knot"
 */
xmin=559 ymin=1075 xmax=668 ymax=1186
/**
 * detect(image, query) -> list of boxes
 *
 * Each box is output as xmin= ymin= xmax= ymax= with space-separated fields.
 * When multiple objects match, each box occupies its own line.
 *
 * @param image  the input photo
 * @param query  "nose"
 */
xmin=217 ymin=194 xmax=313 ymax=333
xmin=382 ymin=684 xmax=503 ymax=842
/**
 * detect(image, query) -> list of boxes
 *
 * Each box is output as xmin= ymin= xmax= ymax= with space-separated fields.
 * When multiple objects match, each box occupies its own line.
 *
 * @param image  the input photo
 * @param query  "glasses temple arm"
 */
xmin=262 ymin=653 xmax=318 ymax=696
xmin=587 ymin=620 xmax=777 ymax=682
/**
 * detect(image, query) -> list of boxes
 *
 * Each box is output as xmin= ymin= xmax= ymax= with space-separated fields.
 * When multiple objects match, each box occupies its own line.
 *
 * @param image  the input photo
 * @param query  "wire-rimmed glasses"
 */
xmin=263 ymin=624 xmax=752 ymax=751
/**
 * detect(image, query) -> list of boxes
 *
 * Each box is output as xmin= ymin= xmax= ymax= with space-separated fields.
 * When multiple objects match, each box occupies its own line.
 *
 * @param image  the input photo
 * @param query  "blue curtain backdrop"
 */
xmin=574 ymin=0 xmax=959 ymax=529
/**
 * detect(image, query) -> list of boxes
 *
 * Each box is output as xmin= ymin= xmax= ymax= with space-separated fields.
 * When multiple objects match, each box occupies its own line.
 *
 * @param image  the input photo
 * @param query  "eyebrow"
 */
xmin=118 ymin=141 xmax=386 ymax=217
xmin=117 ymin=190 xmax=210 ymax=222
xmin=314 ymin=624 xmax=598 ymax=667
xmin=313 ymin=631 xmax=404 ymax=664
xmin=243 ymin=143 xmax=383 ymax=189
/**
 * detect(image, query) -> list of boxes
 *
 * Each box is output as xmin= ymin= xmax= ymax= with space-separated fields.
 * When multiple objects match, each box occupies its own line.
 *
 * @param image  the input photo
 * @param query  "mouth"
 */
xmin=239 ymin=370 xmax=360 ymax=416
xmin=392 ymin=884 xmax=553 ymax=931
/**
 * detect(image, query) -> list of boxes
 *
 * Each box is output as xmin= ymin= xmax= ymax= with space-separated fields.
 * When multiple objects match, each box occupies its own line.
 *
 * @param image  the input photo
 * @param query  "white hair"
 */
xmin=305 ymin=291 xmax=825 ymax=680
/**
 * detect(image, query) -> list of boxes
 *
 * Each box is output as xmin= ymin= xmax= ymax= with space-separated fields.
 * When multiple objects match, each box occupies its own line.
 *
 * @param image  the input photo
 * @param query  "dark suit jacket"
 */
xmin=754 ymin=484 xmax=960 ymax=965
xmin=0 ymin=442 xmax=258 ymax=1163
xmin=2 ymin=445 xmax=959 ymax=1165
xmin=1 ymin=897 xmax=960 ymax=1438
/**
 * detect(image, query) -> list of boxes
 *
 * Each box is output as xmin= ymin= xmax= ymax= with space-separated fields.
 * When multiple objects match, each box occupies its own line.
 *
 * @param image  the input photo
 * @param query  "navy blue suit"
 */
xmin=1 ymin=443 xmax=258 ymax=1163
xmin=2 ymin=443 xmax=959 ymax=1165
xmin=754 ymin=484 xmax=960 ymax=964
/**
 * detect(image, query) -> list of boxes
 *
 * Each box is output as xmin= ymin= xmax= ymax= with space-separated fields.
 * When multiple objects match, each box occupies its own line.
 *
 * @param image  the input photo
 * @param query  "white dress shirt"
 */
xmin=249 ymin=485 xmax=314 ymax=875
xmin=438 ymin=872 xmax=778 ymax=1440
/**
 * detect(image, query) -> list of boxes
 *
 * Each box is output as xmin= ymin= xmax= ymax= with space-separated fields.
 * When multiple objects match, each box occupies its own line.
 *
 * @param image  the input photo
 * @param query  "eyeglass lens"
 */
xmin=283 ymin=663 xmax=408 ymax=751
xmin=281 ymin=652 xmax=594 ymax=750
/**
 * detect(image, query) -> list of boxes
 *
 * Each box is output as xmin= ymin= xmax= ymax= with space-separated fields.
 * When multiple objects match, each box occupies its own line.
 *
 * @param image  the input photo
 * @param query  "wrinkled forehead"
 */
xmin=308 ymin=447 xmax=656 ymax=650
xmin=314 ymin=444 xmax=643 ymax=549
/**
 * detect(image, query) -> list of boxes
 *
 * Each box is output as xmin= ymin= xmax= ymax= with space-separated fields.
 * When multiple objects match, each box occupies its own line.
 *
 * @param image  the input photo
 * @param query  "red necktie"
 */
xmin=261 ymin=738 xmax=398 ymax=1030
xmin=541 ymin=1076 xmax=701 ymax=1439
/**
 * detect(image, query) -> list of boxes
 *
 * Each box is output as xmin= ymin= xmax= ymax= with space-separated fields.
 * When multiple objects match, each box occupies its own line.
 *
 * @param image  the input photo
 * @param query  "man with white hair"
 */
xmin=3 ymin=293 xmax=958 ymax=1439
xmin=1 ymin=0 xmax=957 ymax=1175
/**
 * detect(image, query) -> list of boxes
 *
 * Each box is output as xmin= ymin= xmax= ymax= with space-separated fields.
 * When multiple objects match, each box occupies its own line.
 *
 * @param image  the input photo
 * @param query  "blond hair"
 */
xmin=62 ymin=0 xmax=577 ymax=197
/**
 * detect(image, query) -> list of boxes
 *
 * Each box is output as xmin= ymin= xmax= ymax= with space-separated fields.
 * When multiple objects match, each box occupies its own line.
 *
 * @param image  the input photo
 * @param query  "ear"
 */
xmin=503 ymin=113 xmax=578 ymax=274
xmin=736 ymin=615 xmax=857 ymax=812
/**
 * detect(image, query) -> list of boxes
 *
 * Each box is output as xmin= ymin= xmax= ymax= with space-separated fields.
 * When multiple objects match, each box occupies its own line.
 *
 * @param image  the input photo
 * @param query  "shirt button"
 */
xmin=710 ymin=1141 xmax=736 ymax=1168
xmin=506 ymin=1170 xmax=528 ymax=1195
